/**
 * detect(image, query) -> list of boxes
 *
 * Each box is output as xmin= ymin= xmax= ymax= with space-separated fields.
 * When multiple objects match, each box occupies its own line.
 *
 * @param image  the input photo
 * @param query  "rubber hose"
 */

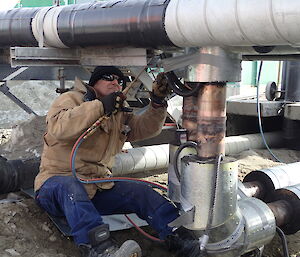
xmin=276 ymin=227 xmax=289 ymax=257
xmin=160 ymin=53 xmax=200 ymax=97
xmin=173 ymin=141 xmax=198 ymax=181
xmin=165 ymin=71 xmax=200 ymax=97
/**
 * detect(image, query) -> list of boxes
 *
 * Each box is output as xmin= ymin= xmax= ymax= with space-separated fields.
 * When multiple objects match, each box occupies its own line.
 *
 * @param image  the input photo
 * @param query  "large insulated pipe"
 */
xmin=165 ymin=0 xmax=300 ymax=48
xmin=225 ymin=131 xmax=283 ymax=155
xmin=268 ymin=184 xmax=300 ymax=234
xmin=243 ymin=162 xmax=300 ymax=200
xmin=0 ymin=157 xmax=40 ymax=194
xmin=0 ymin=8 xmax=40 ymax=47
xmin=267 ymin=200 xmax=293 ymax=227
xmin=2 ymin=0 xmax=300 ymax=49
xmin=112 ymin=144 xmax=169 ymax=176
xmin=0 ymin=0 xmax=173 ymax=49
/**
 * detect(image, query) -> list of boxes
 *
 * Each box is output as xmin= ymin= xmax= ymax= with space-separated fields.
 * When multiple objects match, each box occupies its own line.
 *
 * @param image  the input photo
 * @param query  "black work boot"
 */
xmin=79 ymin=224 xmax=142 ymax=257
xmin=165 ymin=227 xmax=202 ymax=257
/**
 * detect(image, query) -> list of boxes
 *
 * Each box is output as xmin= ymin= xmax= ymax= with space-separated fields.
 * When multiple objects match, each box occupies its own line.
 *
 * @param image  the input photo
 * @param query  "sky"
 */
xmin=0 ymin=0 xmax=19 ymax=10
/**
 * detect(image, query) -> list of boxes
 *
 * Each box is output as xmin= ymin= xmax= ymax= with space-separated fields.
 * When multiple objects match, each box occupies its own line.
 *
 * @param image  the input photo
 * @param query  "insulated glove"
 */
xmin=99 ymin=91 xmax=126 ymax=115
xmin=152 ymin=72 xmax=171 ymax=98
xmin=165 ymin=227 xmax=201 ymax=257
xmin=151 ymin=72 xmax=171 ymax=107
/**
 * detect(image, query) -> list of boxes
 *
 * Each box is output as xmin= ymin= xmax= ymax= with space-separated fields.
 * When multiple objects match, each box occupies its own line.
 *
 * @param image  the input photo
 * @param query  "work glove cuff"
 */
xmin=150 ymin=92 xmax=167 ymax=108
xmin=99 ymin=91 xmax=126 ymax=115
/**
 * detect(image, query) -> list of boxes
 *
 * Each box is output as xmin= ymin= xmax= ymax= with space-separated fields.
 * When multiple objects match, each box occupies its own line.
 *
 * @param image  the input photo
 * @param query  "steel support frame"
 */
xmin=10 ymin=47 xmax=147 ymax=67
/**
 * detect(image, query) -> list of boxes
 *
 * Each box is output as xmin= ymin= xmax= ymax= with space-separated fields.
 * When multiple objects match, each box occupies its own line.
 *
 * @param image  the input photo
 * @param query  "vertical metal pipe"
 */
xmin=196 ymin=83 xmax=227 ymax=159
xmin=251 ymin=61 xmax=258 ymax=87
xmin=281 ymin=61 xmax=288 ymax=94
xmin=58 ymin=67 xmax=65 ymax=91
xmin=284 ymin=61 xmax=300 ymax=102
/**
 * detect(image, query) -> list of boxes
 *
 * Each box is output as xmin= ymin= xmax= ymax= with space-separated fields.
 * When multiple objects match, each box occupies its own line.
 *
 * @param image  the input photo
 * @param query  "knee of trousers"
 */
xmin=44 ymin=176 xmax=90 ymax=202
xmin=59 ymin=176 xmax=90 ymax=202
xmin=124 ymin=182 xmax=166 ymax=205
xmin=127 ymin=182 xmax=179 ymax=221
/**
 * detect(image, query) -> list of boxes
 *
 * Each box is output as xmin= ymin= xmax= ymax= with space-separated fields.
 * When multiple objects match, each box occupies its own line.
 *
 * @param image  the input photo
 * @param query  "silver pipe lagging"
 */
xmin=165 ymin=0 xmax=300 ymax=48
xmin=224 ymin=131 xmax=283 ymax=155
xmin=112 ymin=144 xmax=169 ymax=176
xmin=243 ymin=162 xmax=300 ymax=199
xmin=178 ymin=157 xmax=276 ymax=257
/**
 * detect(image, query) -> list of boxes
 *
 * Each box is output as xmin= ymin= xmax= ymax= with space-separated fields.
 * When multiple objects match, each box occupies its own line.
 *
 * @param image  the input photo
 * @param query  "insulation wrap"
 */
xmin=0 ymin=8 xmax=39 ymax=47
xmin=57 ymin=0 xmax=174 ymax=48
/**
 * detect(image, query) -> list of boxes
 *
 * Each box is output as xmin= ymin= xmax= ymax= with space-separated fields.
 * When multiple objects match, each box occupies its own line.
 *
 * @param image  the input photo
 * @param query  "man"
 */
xmin=34 ymin=66 xmax=181 ymax=257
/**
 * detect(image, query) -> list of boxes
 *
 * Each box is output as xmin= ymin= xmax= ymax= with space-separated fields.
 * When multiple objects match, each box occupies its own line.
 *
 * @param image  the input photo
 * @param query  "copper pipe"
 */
xmin=196 ymin=83 xmax=226 ymax=159
xmin=267 ymin=200 xmax=293 ymax=227
xmin=182 ymin=95 xmax=198 ymax=141
xmin=242 ymin=181 xmax=265 ymax=198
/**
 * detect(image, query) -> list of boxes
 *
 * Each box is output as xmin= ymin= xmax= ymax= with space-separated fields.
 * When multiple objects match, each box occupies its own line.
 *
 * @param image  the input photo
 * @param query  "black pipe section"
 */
xmin=57 ymin=0 xmax=174 ymax=48
xmin=282 ymin=61 xmax=300 ymax=150
xmin=268 ymin=187 xmax=300 ymax=235
xmin=0 ymin=8 xmax=39 ymax=47
xmin=283 ymin=118 xmax=300 ymax=150
xmin=283 ymin=61 xmax=300 ymax=102
xmin=0 ymin=157 xmax=40 ymax=194
xmin=165 ymin=71 xmax=200 ymax=97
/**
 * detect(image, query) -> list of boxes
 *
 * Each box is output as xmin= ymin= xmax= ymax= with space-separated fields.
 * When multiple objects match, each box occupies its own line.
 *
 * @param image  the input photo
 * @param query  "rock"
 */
xmin=35 ymin=254 xmax=48 ymax=257
xmin=4 ymin=216 xmax=11 ymax=224
xmin=4 ymin=249 xmax=21 ymax=256
xmin=10 ymin=223 xmax=16 ymax=231
xmin=42 ymin=223 xmax=52 ymax=233
xmin=6 ymin=193 xmax=22 ymax=201
xmin=49 ymin=234 xmax=57 ymax=242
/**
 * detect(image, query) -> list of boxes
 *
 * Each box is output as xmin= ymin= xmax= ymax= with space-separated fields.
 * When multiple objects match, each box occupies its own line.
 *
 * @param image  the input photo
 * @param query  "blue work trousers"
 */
xmin=35 ymin=176 xmax=179 ymax=245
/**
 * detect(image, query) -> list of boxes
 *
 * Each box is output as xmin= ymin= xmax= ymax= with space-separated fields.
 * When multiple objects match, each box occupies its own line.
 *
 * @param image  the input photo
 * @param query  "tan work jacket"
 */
xmin=34 ymin=78 xmax=167 ymax=198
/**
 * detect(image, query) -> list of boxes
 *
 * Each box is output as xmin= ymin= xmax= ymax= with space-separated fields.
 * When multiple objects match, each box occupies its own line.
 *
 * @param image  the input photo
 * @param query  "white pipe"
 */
xmin=165 ymin=0 xmax=300 ymax=47
xmin=224 ymin=131 xmax=283 ymax=156
xmin=112 ymin=132 xmax=283 ymax=175
xmin=112 ymin=144 xmax=169 ymax=176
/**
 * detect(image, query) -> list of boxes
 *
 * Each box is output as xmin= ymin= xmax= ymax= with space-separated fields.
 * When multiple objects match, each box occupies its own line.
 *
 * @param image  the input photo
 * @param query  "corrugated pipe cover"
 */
xmin=112 ymin=144 xmax=169 ymax=176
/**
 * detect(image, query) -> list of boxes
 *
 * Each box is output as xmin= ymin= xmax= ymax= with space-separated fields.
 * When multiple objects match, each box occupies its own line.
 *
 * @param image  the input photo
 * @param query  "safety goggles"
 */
xmin=101 ymin=74 xmax=123 ymax=85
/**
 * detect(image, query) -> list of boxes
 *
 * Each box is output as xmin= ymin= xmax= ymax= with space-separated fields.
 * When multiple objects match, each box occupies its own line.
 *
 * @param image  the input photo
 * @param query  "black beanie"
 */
xmin=88 ymin=66 xmax=124 ymax=87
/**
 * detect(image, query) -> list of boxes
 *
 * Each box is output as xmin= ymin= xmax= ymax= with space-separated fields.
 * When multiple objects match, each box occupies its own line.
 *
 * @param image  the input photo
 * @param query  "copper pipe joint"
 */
xmin=182 ymin=96 xmax=198 ymax=141
xmin=196 ymin=83 xmax=226 ymax=159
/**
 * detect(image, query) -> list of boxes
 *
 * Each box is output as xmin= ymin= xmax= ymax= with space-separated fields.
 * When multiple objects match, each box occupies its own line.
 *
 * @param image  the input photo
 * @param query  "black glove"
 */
xmin=151 ymin=72 xmax=171 ymax=107
xmin=152 ymin=72 xmax=171 ymax=97
xmin=99 ymin=92 xmax=126 ymax=115
xmin=165 ymin=227 xmax=201 ymax=256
